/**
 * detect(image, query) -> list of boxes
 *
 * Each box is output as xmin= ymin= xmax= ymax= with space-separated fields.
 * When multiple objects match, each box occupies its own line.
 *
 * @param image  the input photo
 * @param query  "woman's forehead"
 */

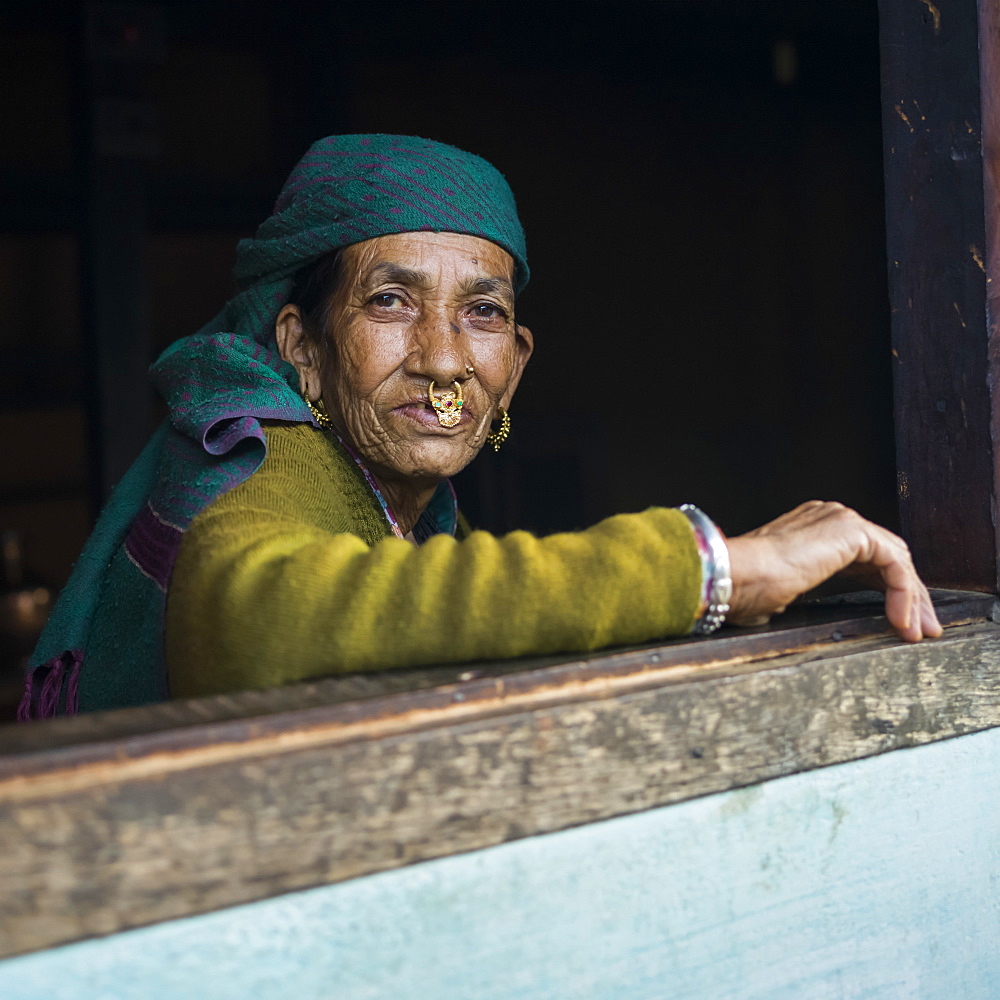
xmin=344 ymin=232 xmax=515 ymax=287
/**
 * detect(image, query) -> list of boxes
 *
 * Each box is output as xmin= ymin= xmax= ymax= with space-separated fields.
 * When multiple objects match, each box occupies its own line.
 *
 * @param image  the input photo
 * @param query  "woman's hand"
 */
xmin=725 ymin=501 xmax=942 ymax=642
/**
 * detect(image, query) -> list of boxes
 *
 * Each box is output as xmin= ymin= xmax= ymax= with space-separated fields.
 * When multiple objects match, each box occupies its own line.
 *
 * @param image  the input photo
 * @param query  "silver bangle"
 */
xmin=679 ymin=504 xmax=732 ymax=635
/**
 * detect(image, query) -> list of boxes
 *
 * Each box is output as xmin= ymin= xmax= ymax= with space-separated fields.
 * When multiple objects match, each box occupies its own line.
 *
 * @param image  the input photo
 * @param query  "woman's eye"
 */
xmin=472 ymin=303 xmax=505 ymax=319
xmin=370 ymin=292 xmax=403 ymax=308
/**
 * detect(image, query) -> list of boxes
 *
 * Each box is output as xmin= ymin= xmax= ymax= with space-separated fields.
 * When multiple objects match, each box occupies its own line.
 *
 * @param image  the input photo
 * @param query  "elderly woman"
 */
xmin=22 ymin=135 xmax=940 ymax=718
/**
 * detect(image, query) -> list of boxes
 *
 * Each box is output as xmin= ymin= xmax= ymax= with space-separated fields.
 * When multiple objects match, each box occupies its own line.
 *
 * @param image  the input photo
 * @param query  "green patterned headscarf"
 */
xmin=24 ymin=135 xmax=529 ymax=718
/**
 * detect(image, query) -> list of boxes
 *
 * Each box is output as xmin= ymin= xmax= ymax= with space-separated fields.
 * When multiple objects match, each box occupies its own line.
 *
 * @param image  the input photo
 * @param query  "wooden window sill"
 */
xmin=0 ymin=589 xmax=997 ymax=959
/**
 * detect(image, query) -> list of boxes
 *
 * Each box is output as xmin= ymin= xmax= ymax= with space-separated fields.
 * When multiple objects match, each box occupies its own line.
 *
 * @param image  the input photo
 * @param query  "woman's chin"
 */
xmin=372 ymin=434 xmax=479 ymax=483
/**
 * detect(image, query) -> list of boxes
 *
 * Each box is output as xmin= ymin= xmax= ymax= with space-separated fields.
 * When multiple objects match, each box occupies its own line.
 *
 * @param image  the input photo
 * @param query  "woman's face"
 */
xmin=279 ymin=232 xmax=533 ymax=485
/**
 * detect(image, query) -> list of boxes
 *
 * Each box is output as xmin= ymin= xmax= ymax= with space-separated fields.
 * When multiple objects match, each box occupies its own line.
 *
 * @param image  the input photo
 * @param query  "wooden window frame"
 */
xmin=880 ymin=0 xmax=1000 ymax=592
xmin=1 ymin=0 xmax=999 ymax=961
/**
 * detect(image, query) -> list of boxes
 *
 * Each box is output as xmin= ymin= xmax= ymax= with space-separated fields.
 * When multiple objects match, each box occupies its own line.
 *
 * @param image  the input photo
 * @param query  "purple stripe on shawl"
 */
xmin=215 ymin=464 xmax=251 ymax=491
xmin=276 ymin=169 xmax=362 ymax=203
xmin=124 ymin=503 xmax=184 ymax=592
xmin=378 ymin=170 xmax=487 ymax=224
xmin=394 ymin=148 xmax=497 ymax=200
xmin=271 ymin=150 xmax=356 ymax=206
xmin=362 ymin=179 xmax=479 ymax=233
xmin=383 ymin=166 xmax=482 ymax=209
xmin=298 ymin=164 xmax=489 ymax=233
xmin=174 ymin=484 xmax=216 ymax=505
xmin=380 ymin=168 xmax=490 ymax=232
xmin=388 ymin=146 xmax=488 ymax=192
xmin=272 ymin=152 xmax=370 ymax=208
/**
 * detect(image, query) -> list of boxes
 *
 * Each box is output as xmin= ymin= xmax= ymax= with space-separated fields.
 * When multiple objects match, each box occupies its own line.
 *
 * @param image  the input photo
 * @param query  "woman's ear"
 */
xmin=275 ymin=304 xmax=322 ymax=398
xmin=500 ymin=323 xmax=535 ymax=409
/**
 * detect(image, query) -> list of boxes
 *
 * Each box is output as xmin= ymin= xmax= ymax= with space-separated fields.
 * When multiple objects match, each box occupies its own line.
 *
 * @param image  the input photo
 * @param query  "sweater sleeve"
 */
xmin=166 ymin=431 xmax=703 ymax=699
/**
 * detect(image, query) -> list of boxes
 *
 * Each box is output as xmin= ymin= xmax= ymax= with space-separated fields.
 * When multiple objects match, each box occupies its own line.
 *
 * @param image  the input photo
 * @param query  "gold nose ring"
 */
xmin=428 ymin=380 xmax=464 ymax=427
xmin=465 ymin=365 xmax=475 ymax=376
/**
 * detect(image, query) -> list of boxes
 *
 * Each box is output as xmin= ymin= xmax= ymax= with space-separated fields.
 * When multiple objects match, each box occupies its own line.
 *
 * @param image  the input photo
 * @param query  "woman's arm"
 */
xmin=166 ymin=427 xmax=703 ymax=698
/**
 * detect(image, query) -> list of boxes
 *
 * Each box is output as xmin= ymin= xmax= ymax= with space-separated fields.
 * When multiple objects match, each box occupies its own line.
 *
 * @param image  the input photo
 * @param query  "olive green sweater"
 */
xmin=166 ymin=424 xmax=703 ymax=699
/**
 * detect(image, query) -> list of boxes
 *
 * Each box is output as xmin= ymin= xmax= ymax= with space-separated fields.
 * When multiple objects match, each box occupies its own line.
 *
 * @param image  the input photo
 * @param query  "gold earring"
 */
xmin=428 ymin=380 xmax=464 ymax=427
xmin=303 ymin=390 xmax=333 ymax=430
xmin=485 ymin=407 xmax=510 ymax=452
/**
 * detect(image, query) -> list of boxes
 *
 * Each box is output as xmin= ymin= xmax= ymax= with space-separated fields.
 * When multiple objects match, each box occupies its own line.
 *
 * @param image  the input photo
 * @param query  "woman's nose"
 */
xmin=405 ymin=312 xmax=467 ymax=382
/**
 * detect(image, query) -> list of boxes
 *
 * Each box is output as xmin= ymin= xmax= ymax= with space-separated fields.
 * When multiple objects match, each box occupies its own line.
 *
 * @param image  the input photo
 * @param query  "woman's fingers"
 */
xmin=857 ymin=519 xmax=942 ymax=641
xmin=882 ymin=584 xmax=914 ymax=638
xmin=858 ymin=524 xmax=918 ymax=640
xmin=909 ymin=590 xmax=923 ymax=642
xmin=919 ymin=582 xmax=943 ymax=637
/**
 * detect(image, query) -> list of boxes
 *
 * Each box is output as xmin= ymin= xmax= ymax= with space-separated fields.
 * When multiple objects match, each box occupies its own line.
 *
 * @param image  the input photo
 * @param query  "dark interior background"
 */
xmin=0 ymin=0 xmax=895 ymax=590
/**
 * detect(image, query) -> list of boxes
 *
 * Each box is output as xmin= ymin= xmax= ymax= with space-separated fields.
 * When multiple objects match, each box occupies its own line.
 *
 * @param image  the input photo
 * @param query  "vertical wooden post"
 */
xmin=982 ymin=1 xmax=1000 ymax=588
xmin=879 ymin=0 xmax=998 ymax=591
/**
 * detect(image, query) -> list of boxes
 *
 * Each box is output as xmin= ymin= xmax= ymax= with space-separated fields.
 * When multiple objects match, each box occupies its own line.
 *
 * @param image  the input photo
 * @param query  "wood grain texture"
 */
xmin=2 ymin=614 xmax=1000 ymax=960
xmin=879 ymin=0 xmax=997 ymax=589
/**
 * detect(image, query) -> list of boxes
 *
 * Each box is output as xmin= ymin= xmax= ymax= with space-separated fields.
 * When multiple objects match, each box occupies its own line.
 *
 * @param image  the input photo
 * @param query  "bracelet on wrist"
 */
xmin=679 ymin=504 xmax=732 ymax=636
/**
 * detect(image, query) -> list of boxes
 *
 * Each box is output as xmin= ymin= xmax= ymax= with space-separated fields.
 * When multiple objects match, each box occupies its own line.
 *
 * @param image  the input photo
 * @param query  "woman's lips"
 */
xmin=393 ymin=401 xmax=472 ymax=428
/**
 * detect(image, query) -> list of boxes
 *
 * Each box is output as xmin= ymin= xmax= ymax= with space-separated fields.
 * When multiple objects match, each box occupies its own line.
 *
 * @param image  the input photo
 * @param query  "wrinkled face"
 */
xmin=281 ymin=232 xmax=532 ymax=485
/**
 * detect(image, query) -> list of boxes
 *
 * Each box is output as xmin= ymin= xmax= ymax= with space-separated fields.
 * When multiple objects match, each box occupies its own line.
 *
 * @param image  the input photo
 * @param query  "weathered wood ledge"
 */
xmin=0 ymin=590 xmax=997 ymax=959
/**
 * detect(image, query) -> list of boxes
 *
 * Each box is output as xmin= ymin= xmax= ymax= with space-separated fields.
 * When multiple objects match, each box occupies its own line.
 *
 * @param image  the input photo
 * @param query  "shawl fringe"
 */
xmin=19 ymin=650 xmax=83 ymax=721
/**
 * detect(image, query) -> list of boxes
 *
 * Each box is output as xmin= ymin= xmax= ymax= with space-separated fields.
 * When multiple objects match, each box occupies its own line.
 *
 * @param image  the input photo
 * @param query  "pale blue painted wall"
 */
xmin=5 ymin=726 xmax=1000 ymax=1000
